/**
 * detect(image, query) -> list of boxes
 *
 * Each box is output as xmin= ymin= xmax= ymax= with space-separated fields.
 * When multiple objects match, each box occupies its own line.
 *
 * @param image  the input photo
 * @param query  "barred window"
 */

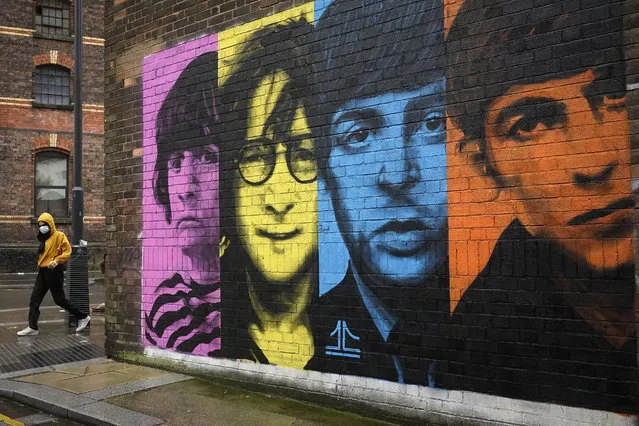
xmin=35 ymin=0 xmax=70 ymax=36
xmin=35 ymin=151 xmax=69 ymax=217
xmin=34 ymin=65 xmax=71 ymax=106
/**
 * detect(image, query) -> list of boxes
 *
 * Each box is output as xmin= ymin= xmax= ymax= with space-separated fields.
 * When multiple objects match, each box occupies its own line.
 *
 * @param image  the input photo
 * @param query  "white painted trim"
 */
xmin=0 ymin=25 xmax=104 ymax=45
xmin=627 ymin=82 xmax=639 ymax=91
xmin=0 ymin=97 xmax=32 ymax=102
xmin=0 ymin=97 xmax=104 ymax=111
xmin=0 ymin=26 xmax=34 ymax=37
xmin=0 ymin=215 xmax=103 ymax=224
xmin=0 ymin=97 xmax=32 ymax=108
xmin=142 ymin=346 xmax=636 ymax=426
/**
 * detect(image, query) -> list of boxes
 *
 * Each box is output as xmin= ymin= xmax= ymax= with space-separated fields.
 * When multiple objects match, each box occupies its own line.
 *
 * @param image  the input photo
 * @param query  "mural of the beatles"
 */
xmin=140 ymin=0 xmax=639 ymax=414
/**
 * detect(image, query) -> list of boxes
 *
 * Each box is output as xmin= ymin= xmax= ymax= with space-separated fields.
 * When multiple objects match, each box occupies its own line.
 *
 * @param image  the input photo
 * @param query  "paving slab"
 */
xmin=13 ymin=361 xmax=169 ymax=395
xmin=114 ymin=389 xmax=297 ymax=426
xmin=106 ymin=377 xmax=392 ymax=426
xmin=67 ymin=401 xmax=164 ymax=426
xmin=56 ymin=365 xmax=96 ymax=376
xmin=117 ymin=365 xmax=169 ymax=379
xmin=49 ymin=371 xmax=142 ymax=394
xmin=15 ymin=372 xmax=79 ymax=386
xmin=0 ymin=376 xmax=166 ymax=426
xmin=2 ymin=357 xmax=392 ymax=426
xmin=81 ymin=373 xmax=190 ymax=401
xmin=0 ymin=357 xmax=111 ymax=380
xmin=76 ymin=363 xmax=126 ymax=376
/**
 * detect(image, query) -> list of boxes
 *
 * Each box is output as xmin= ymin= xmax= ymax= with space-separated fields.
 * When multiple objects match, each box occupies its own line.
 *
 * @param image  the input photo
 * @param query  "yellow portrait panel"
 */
xmin=219 ymin=3 xmax=317 ymax=370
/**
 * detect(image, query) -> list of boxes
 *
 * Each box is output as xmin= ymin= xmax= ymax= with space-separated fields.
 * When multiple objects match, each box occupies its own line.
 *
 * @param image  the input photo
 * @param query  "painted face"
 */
xmin=236 ymin=71 xmax=318 ymax=283
xmin=328 ymin=79 xmax=448 ymax=286
xmin=485 ymin=69 xmax=633 ymax=270
xmin=167 ymin=144 xmax=220 ymax=251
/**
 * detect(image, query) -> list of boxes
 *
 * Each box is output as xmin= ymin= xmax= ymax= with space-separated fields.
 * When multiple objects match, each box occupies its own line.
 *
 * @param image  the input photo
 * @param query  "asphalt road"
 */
xmin=0 ymin=273 xmax=105 ymax=348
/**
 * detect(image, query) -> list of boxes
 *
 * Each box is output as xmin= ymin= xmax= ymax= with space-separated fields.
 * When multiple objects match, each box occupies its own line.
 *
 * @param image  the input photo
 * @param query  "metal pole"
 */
xmin=72 ymin=0 xmax=83 ymax=244
xmin=68 ymin=0 xmax=89 ymax=329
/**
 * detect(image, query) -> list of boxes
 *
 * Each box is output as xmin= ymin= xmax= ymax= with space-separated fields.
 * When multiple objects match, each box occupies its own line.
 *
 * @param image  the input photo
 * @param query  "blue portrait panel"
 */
xmin=311 ymin=0 xmax=448 ymax=387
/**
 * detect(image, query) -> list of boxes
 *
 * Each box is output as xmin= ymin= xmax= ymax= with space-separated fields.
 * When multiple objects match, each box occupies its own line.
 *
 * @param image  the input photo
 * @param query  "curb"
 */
xmin=0 ymin=354 xmax=191 ymax=426
xmin=0 ymin=379 xmax=165 ymax=426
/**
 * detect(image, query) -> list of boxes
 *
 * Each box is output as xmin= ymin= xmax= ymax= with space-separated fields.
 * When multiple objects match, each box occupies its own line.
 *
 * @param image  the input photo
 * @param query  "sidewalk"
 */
xmin=0 ymin=274 xmax=106 ymax=375
xmin=0 ymin=275 xmax=393 ymax=425
xmin=0 ymin=358 xmax=395 ymax=426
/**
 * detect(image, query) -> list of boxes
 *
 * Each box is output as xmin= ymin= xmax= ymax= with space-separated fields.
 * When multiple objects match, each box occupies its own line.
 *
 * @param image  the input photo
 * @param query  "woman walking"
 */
xmin=17 ymin=212 xmax=91 ymax=336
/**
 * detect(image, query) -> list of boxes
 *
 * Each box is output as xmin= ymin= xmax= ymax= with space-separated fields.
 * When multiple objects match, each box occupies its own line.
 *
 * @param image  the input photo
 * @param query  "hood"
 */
xmin=37 ymin=212 xmax=56 ymax=234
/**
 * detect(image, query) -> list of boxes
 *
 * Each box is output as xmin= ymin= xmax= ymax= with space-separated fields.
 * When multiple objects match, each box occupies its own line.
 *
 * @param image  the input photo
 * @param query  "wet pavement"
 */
xmin=0 ymin=274 xmax=105 ymax=374
xmin=14 ymin=361 xmax=178 ymax=395
xmin=106 ymin=377 xmax=394 ymax=426
xmin=0 ymin=396 xmax=85 ymax=425
xmin=0 ymin=274 xmax=396 ymax=425
xmin=0 ymin=356 xmax=396 ymax=426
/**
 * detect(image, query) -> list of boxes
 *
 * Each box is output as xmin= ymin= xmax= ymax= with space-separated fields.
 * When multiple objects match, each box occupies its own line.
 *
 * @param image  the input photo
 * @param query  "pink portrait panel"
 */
xmin=141 ymin=34 xmax=221 ymax=356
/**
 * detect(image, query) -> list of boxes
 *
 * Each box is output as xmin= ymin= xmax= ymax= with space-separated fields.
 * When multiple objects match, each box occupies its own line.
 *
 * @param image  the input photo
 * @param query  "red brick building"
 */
xmin=0 ymin=0 xmax=105 ymax=272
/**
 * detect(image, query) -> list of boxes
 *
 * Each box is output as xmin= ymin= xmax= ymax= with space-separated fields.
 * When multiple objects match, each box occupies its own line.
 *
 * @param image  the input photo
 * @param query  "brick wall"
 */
xmin=104 ymin=0 xmax=639 ymax=423
xmin=0 ymin=0 xmax=105 ymax=272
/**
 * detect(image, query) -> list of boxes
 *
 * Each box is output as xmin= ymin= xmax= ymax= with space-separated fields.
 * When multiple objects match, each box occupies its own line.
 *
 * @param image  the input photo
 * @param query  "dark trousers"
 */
xmin=28 ymin=266 xmax=87 ymax=329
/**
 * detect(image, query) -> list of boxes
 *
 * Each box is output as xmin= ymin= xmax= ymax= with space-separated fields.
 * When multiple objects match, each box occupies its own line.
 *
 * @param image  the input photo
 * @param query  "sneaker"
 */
xmin=17 ymin=327 xmax=39 ymax=336
xmin=76 ymin=315 xmax=91 ymax=332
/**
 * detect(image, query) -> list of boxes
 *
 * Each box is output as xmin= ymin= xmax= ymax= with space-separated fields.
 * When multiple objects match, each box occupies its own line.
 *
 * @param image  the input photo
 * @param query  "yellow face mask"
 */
xmin=235 ymin=70 xmax=318 ymax=283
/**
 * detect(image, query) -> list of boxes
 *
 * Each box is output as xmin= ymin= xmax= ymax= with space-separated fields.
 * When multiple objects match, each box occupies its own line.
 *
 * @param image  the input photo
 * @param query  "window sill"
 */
xmin=32 ymin=102 xmax=74 ymax=111
xmin=33 ymin=32 xmax=73 ymax=43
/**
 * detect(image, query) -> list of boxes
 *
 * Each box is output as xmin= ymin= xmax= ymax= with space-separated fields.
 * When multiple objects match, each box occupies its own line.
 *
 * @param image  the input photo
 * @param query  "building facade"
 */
xmin=0 ymin=0 xmax=105 ymax=272
xmin=105 ymin=0 xmax=639 ymax=424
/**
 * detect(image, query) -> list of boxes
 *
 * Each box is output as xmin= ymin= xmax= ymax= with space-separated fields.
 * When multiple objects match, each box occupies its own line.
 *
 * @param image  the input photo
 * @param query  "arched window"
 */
xmin=35 ymin=151 xmax=68 ymax=217
xmin=34 ymin=65 xmax=71 ymax=106
xmin=35 ymin=0 xmax=70 ymax=36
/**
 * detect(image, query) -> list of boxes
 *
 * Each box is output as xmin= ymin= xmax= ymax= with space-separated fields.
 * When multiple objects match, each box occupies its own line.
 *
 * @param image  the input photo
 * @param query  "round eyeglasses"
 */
xmin=236 ymin=136 xmax=317 ymax=186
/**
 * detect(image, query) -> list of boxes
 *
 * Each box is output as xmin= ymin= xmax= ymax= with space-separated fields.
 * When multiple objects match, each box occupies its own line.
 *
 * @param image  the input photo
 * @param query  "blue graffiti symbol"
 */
xmin=325 ymin=320 xmax=361 ymax=359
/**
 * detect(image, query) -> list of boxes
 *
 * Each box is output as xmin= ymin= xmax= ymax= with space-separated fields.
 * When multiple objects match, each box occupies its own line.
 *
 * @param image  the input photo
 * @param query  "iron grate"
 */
xmin=0 ymin=335 xmax=104 ymax=373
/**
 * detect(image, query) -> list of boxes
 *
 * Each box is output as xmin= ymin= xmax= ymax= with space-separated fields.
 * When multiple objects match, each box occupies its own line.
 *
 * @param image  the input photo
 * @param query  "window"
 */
xmin=35 ymin=152 xmax=68 ymax=217
xmin=35 ymin=0 xmax=70 ymax=36
xmin=34 ymin=65 xmax=71 ymax=106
